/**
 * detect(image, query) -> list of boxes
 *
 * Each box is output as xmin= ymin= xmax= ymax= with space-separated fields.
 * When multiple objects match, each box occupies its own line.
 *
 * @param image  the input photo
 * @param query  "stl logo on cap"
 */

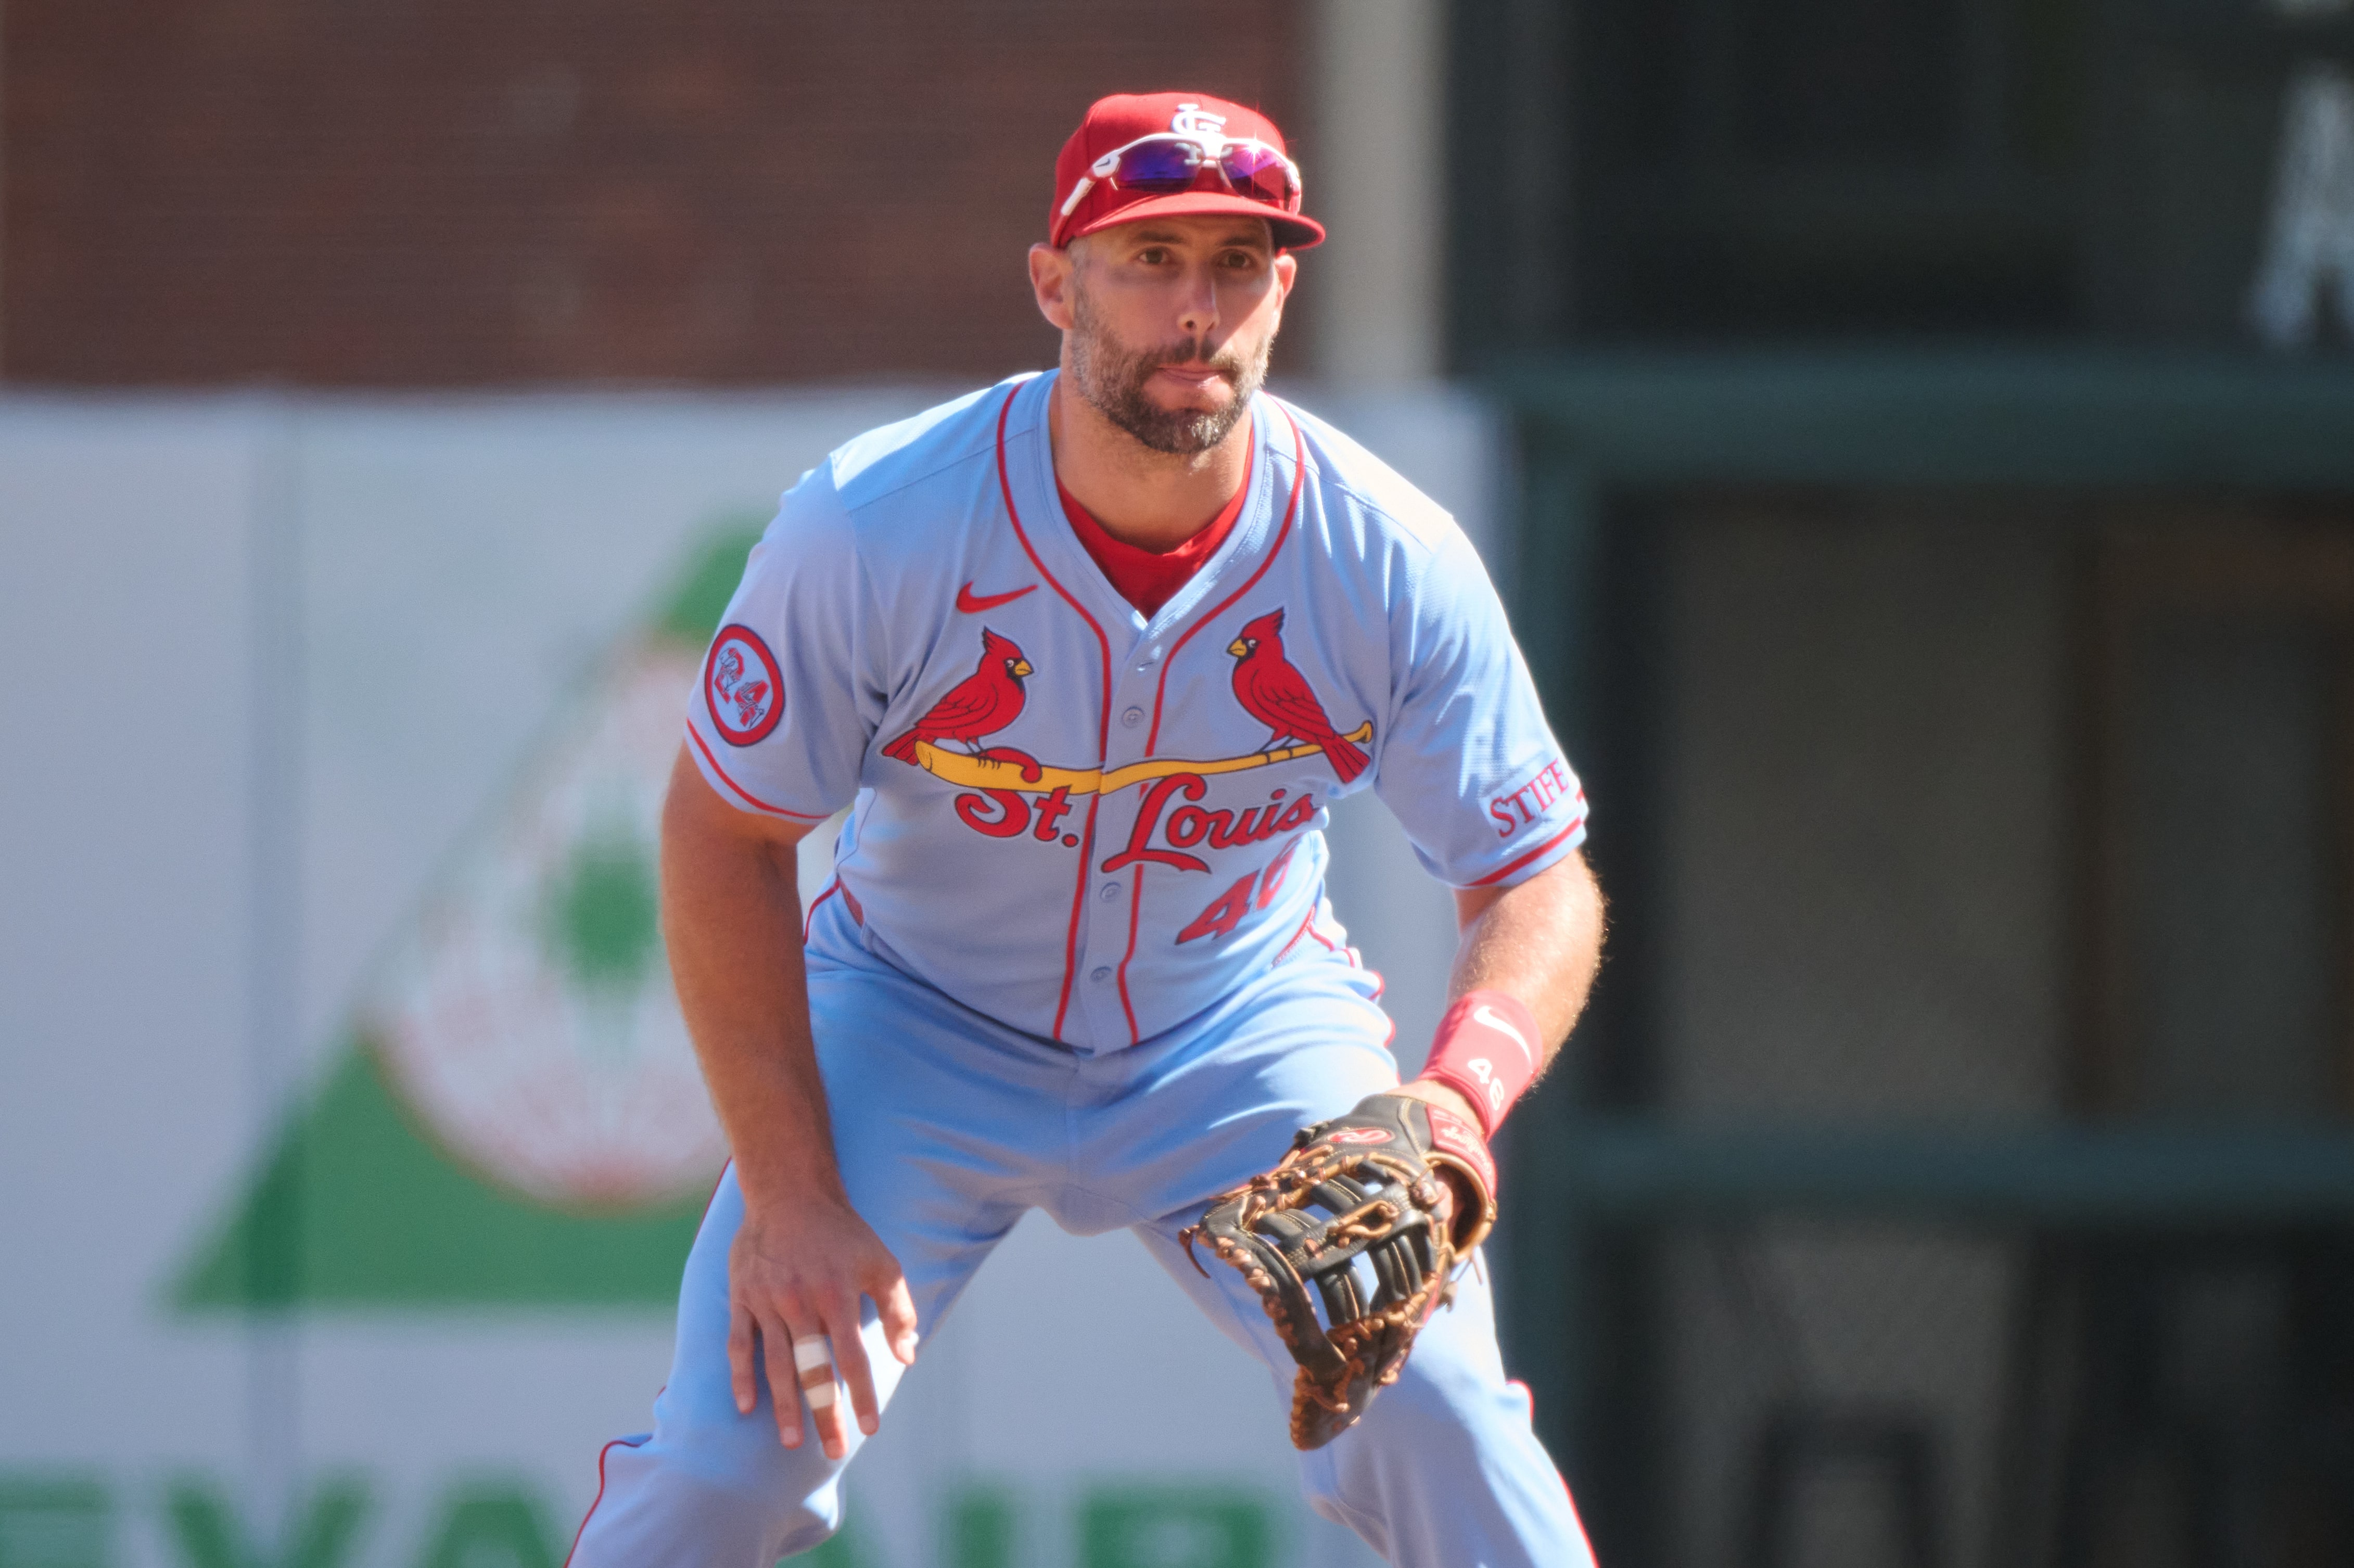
xmin=1169 ymin=101 xmax=1227 ymax=141
xmin=705 ymin=624 xmax=783 ymax=746
xmin=1049 ymin=90 xmax=1326 ymax=251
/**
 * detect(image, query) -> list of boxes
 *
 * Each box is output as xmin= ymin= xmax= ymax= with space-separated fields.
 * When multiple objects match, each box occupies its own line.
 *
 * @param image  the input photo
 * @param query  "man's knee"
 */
xmin=575 ymin=1428 xmax=843 ymax=1567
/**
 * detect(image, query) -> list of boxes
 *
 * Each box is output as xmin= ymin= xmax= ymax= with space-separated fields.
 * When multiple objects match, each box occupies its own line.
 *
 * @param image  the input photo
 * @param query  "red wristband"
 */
xmin=1417 ymin=989 xmax=1542 ymax=1136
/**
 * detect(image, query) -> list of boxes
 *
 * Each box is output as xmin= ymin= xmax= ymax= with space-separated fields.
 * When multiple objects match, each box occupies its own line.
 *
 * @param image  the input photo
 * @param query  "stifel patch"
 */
xmin=1487 ymin=756 xmax=1573 ymax=837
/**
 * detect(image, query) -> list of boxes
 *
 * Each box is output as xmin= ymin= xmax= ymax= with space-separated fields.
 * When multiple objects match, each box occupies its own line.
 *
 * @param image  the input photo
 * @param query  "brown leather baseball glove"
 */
xmin=1180 ymin=1091 xmax=1498 ymax=1449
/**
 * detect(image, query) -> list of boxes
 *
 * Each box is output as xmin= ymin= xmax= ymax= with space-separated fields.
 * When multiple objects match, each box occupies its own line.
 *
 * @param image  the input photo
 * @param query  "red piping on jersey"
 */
xmin=1118 ymin=409 xmax=1303 ymax=1032
xmin=1305 ymin=910 xmax=1364 ymax=968
xmin=1273 ymin=902 xmax=1352 ymax=966
xmin=1116 ymin=416 xmax=1303 ymax=1035
xmin=995 ymin=384 xmax=1114 ymax=1041
xmin=1272 ymin=906 xmax=1378 ymax=1000
xmin=560 ymin=1164 xmax=737 ymax=1566
xmin=1273 ymin=907 xmax=1315 ymax=966
xmin=1114 ymin=871 xmax=1146 ymax=1041
xmin=562 ymin=1433 xmax=648 ymax=1566
xmin=802 ymin=878 xmax=840 ymax=945
xmin=1144 ymin=405 xmax=1308 ymax=755
xmin=685 ymin=724 xmax=831 ymax=821
xmin=1464 ymin=805 xmax=1587 ymax=888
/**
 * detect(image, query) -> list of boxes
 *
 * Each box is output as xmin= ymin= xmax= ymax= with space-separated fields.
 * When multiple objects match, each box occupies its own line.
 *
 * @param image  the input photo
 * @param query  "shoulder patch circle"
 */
xmin=705 ymin=625 xmax=784 ymax=746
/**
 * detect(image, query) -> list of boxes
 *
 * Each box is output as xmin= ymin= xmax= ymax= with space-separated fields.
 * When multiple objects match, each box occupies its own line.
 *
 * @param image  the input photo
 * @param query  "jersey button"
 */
xmin=1097 ymin=882 xmax=1121 ymax=902
xmin=1121 ymin=706 xmax=1145 ymax=729
xmin=1090 ymin=966 xmax=1113 ymax=984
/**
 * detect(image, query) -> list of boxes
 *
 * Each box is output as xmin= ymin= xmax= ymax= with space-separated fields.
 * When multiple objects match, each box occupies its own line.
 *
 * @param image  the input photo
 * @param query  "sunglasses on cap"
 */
xmin=1057 ymin=132 xmax=1304 ymax=229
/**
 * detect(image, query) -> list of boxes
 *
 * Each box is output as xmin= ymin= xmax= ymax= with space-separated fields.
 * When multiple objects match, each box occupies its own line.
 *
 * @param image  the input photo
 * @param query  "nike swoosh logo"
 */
xmin=957 ymin=581 xmax=1037 ymax=614
xmin=1472 ymin=1003 xmax=1535 ymax=1068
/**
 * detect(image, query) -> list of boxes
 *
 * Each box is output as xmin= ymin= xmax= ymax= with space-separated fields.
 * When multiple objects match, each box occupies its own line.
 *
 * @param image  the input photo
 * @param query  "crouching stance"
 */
xmin=568 ymin=88 xmax=1605 ymax=1568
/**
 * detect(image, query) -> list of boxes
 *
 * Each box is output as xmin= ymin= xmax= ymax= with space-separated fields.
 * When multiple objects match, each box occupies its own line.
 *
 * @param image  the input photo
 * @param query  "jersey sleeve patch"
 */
xmin=1369 ymin=519 xmax=1589 ymax=890
xmin=703 ymin=624 xmax=785 ymax=746
xmin=1485 ymin=754 xmax=1577 ymax=838
xmin=1461 ymin=810 xmax=1588 ymax=888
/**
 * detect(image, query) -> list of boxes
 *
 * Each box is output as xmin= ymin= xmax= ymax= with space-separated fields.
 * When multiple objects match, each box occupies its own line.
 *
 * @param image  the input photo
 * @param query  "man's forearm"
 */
xmin=1447 ymin=849 xmax=1606 ymax=1070
xmin=659 ymin=750 xmax=920 ymax=1454
xmin=660 ymin=751 xmax=841 ymax=1209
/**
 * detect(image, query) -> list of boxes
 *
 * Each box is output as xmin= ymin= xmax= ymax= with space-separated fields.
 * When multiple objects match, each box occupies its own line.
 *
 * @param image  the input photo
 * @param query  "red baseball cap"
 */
xmin=1049 ymin=91 xmax=1325 ymax=251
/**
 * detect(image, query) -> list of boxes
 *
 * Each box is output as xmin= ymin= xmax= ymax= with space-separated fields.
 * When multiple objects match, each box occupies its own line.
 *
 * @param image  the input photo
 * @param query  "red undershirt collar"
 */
xmin=1057 ymin=435 xmax=1255 ymax=619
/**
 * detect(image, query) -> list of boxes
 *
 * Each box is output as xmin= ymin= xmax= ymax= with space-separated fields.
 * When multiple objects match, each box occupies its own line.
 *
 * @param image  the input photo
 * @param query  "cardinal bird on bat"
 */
xmin=1227 ymin=608 xmax=1369 ymax=784
xmin=881 ymin=628 xmax=1034 ymax=762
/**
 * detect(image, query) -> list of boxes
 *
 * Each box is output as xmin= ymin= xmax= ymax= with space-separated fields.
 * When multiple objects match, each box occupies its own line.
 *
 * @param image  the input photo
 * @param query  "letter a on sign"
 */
xmin=2250 ymin=62 xmax=2354 ymax=349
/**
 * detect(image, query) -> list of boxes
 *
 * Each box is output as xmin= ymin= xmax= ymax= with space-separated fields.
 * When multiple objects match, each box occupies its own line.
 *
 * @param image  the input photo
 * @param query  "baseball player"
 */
xmin=568 ymin=91 xmax=1605 ymax=1567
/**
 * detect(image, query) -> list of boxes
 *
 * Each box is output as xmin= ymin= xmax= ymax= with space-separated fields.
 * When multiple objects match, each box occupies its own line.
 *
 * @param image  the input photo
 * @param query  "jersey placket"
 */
xmin=1016 ymin=383 xmax=1286 ymax=1052
xmin=1130 ymin=412 xmax=1308 ymax=1043
xmin=1101 ymin=420 xmax=1298 ymax=1050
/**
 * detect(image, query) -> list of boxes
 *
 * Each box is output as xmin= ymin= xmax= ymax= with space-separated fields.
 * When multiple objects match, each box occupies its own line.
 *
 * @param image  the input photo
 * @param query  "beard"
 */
xmin=1066 ymin=284 xmax=1271 ymax=456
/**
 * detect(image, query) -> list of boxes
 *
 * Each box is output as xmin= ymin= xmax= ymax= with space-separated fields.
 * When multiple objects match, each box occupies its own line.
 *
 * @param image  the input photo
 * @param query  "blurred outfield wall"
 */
xmin=0 ymin=385 xmax=1504 ymax=1568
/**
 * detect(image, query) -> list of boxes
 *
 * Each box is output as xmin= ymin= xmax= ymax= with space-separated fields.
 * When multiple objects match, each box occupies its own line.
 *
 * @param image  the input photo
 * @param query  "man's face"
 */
xmin=1037 ymin=215 xmax=1296 ymax=456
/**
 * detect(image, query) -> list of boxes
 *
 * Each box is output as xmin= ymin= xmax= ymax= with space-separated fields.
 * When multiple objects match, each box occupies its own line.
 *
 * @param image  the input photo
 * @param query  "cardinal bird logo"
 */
xmin=1227 ymin=608 xmax=1369 ymax=784
xmin=881 ymin=627 xmax=1035 ymax=763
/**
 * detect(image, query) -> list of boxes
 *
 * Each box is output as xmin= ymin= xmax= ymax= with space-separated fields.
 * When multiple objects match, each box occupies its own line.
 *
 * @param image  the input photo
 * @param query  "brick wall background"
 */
xmin=2 ymin=0 xmax=1306 ymax=385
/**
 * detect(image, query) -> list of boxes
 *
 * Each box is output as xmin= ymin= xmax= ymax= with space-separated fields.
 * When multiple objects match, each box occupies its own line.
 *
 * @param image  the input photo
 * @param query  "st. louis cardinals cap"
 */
xmin=1049 ymin=91 xmax=1326 ymax=251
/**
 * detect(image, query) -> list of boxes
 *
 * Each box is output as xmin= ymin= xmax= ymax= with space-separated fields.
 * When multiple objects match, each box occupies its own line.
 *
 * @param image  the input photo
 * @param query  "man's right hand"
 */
xmin=662 ymin=748 xmax=921 ymax=1457
xmin=727 ymin=1194 xmax=921 ymax=1459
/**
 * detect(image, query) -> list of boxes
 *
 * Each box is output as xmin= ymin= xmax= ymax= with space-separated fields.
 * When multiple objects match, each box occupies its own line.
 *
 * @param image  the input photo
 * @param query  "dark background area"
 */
xmin=1448 ymin=4 xmax=2354 ymax=1566
xmin=1453 ymin=0 xmax=2354 ymax=351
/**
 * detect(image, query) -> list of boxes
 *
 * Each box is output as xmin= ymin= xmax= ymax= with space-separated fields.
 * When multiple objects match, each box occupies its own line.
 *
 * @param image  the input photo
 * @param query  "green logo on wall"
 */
xmin=174 ymin=525 xmax=767 ymax=1311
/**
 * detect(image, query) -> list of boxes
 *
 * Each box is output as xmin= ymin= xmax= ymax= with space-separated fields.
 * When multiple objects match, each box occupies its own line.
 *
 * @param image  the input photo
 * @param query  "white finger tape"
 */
xmin=791 ymin=1336 xmax=833 ymax=1372
xmin=803 ymin=1380 xmax=838 ymax=1409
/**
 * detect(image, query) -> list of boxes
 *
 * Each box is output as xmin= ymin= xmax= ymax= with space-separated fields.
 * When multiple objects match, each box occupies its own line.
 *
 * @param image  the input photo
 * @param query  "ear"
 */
xmin=1029 ymin=243 xmax=1078 ymax=333
xmin=1254 ymin=248 xmax=1296 ymax=345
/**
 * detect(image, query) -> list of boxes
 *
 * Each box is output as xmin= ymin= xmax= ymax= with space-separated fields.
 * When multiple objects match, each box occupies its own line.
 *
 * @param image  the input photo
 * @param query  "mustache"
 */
xmin=1135 ymin=339 xmax=1246 ymax=379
